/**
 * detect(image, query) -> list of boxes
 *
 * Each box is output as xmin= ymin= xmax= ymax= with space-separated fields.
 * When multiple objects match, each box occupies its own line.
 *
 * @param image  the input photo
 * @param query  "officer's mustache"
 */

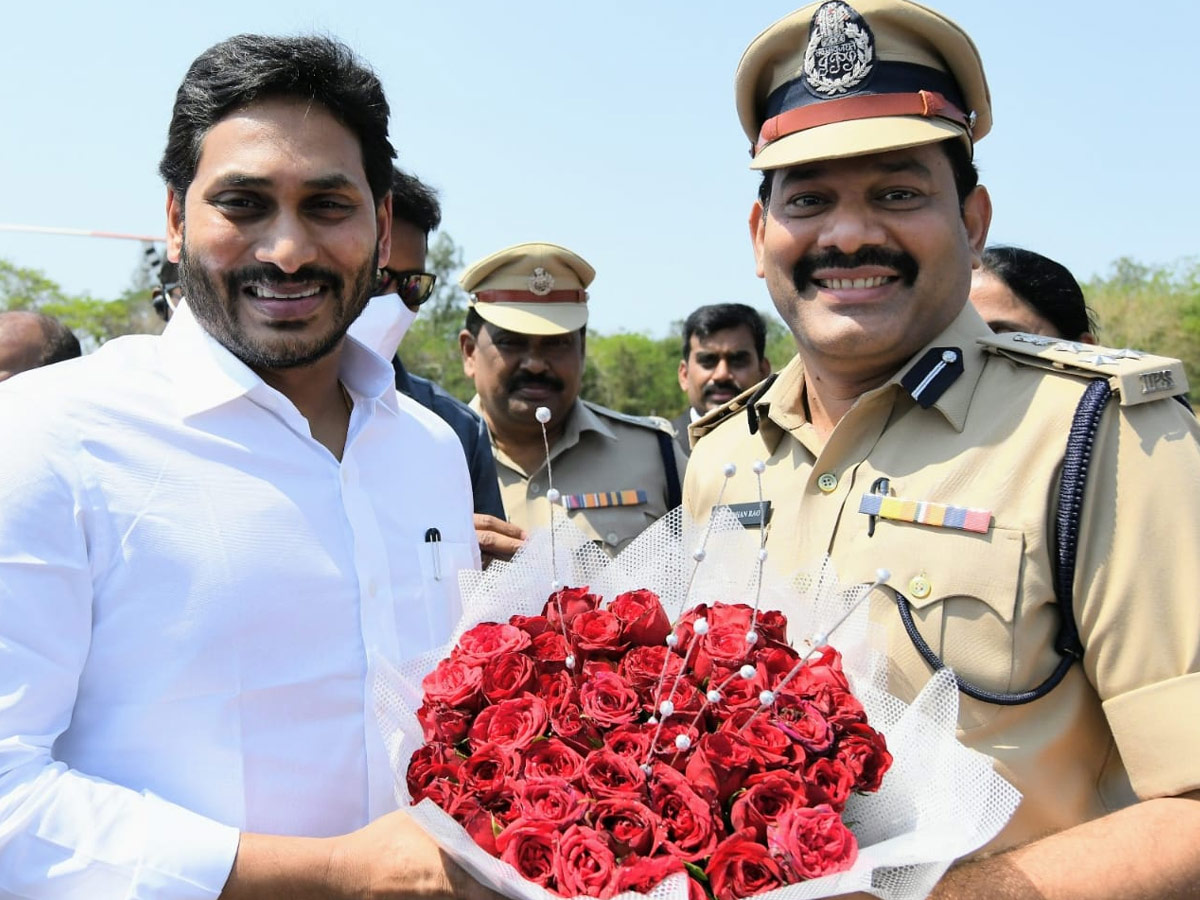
xmin=703 ymin=379 xmax=740 ymax=399
xmin=224 ymin=264 xmax=344 ymax=297
xmin=508 ymin=373 xmax=565 ymax=394
xmin=792 ymin=248 xmax=919 ymax=292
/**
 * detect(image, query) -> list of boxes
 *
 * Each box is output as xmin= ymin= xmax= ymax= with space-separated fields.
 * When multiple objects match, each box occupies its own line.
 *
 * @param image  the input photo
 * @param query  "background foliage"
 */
xmin=3 ymin=241 xmax=1198 ymax=409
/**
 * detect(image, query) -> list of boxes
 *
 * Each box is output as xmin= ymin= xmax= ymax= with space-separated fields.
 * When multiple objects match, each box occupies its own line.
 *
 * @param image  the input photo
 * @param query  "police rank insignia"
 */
xmin=528 ymin=267 xmax=555 ymax=296
xmin=803 ymin=0 xmax=874 ymax=96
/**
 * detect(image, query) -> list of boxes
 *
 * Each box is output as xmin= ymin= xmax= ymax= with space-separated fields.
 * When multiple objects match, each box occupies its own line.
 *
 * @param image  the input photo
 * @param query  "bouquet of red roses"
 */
xmin=377 ymin=509 xmax=1019 ymax=900
xmin=407 ymin=587 xmax=892 ymax=900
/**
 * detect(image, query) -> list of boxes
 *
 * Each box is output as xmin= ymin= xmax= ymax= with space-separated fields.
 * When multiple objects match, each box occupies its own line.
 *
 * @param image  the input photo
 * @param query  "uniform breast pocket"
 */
xmin=410 ymin=539 xmax=474 ymax=652
xmin=841 ymin=523 xmax=1025 ymax=730
xmin=569 ymin=505 xmax=658 ymax=554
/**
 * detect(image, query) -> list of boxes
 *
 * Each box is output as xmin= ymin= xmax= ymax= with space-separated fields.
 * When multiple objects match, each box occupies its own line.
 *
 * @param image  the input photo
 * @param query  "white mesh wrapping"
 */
xmin=375 ymin=508 xmax=1020 ymax=900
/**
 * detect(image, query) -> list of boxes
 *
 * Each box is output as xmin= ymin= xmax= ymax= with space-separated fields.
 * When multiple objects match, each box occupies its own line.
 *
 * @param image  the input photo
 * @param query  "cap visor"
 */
xmin=750 ymin=116 xmax=967 ymax=171
xmin=473 ymin=301 xmax=588 ymax=335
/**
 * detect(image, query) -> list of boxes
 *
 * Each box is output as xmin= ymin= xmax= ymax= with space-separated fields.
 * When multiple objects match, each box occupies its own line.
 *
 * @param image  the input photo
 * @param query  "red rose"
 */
xmin=579 ymin=671 xmax=641 ymax=728
xmin=591 ymin=796 xmax=663 ymax=856
xmin=419 ymin=777 xmax=462 ymax=813
xmin=468 ymin=695 xmax=548 ymax=752
xmin=707 ymin=830 xmax=791 ymax=900
xmin=619 ymin=644 xmax=684 ymax=691
xmin=611 ymin=854 xmax=684 ymax=895
xmin=774 ymin=698 xmax=834 ymax=755
xmin=803 ymin=757 xmax=856 ymax=812
xmin=535 ymin=670 xmax=574 ymax=713
xmin=581 ymin=658 xmax=618 ymax=680
xmin=542 ymin=586 xmax=600 ymax=630
xmin=768 ymin=804 xmax=858 ymax=880
xmin=650 ymin=769 xmax=722 ymax=862
xmin=602 ymin=723 xmax=654 ymax=762
xmin=693 ymin=623 xmax=756 ymax=681
xmin=524 ymin=737 xmax=585 ymax=783
xmin=454 ymin=622 xmax=532 ymax=665
xmin=554 ymin=824 xmax=618 ymax=899
xmin=509 ymin=613 xmax=551 ymax=638
xmin=789 ymin=645 xmax=850 ymax=696
xmin=755 ymin=643 xmax=803 ymax=687
xmin=648 ymin=719 xmax=702 ymax=771
xmin=729 ymin=770 xmax=809 ymax=841
xmin=720 ymin=709 xmax=791 ymax=767
xmin=811 ymin=685 xmax=868 ymax=732
xmin=571 ymin=608 xmax=626 ymax=655
xmin=496 ymin=819 xmax=558 ymax=889
xmin=450 ymin=795 xmax=500 ymax=856
xmin=405 ymin=741 xmax=462 ymax=802
xmin=516 ymin=776 xmax=588 ymax=827
xmin=649 ymin=676 xmax=704 ymax=720
xmin=460 ymin=742 xmax=520 ymax=796
xmin=608 ymin=589 xmax=672 ymax=646
xmin=683 ymin=731 xmax=754 ymax=804
xmin=581 ymin=748 xmax=647 ymax=800
xmin=530 ymin=630 xmax=569 ymax=671
xmin=836 ymin=722 xmax=893 ymax=792
xmin=481 ymin=651 xmax=536 ymax=704
xmin=416 ymin=701 xmax=473 ymax=745
xmin=421 ymin=657 xmax=483 ymax=710
xmin=549 ymin=699 xmax=602 ymax=755
xmin=706 ymin=662 xmax=768 ymax=717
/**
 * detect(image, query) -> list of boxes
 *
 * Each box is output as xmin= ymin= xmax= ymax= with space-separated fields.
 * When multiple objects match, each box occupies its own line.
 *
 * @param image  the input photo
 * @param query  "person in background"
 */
xmin=151 ymin=259 xmax=184 ymax=322
xmin=459 ymin=242 xmax=686 ymax=557
xmin=684 ymin=1 xmax=1200 ymax=897
xmin=970 ymin=245 xmax=1097 ymax=342
xmin=0 ymin=33 xmax=495 ymax=900
xmin=674 ymin=302 xmax=771 ymax=455
xmin=0 ymin=309 xmax=81 ymax=381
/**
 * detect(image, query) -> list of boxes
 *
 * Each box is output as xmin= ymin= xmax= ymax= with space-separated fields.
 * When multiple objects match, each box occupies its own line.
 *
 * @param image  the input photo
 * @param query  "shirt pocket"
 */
xmin=567 ymin=505 xmax=658 ymax=554
xmin=411 ymin=539 xmax=474 ymax=652
xmin=840 ymin=522 xmax=1025 ymax=730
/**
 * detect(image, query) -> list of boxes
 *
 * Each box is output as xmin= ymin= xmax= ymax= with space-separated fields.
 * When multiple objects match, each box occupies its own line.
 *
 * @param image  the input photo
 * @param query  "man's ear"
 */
xmin=749 ymin=200 xmax=768 ymax=279
xmin=166 ymin=188 xmax=185 ymax=262
xmin=677 ymin=358 xmax=690 ymax=393
xmin=375 ymin=192 xmax=392 ymax=268
xmin=459 ymin=329 xmax=477 ymax=378
xmin=962 ymin=184 xmax=992 ymax=269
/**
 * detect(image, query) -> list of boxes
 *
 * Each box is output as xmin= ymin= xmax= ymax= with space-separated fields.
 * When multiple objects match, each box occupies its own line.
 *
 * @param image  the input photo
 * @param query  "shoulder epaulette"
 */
xmin=582 ymin=400 xmax=674 ymax=436
xmin=690 ymin=375 xmax=778 ymax=441
xmin=977 ymin=332 xmax=1189 ymax=406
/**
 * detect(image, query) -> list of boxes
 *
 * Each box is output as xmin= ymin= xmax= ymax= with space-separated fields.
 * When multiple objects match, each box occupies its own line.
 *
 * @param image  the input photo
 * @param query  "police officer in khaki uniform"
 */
xmin=459 ymin=243 xmax=686 ymax=558
xmin=685 ymin=1 xmax=1200 ymax=897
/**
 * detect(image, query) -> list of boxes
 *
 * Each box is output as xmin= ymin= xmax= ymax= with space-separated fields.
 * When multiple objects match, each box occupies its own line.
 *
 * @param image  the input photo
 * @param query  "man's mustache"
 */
xmin=508 ymin=373 xmax=565 ymax=393
xmin=792 ymin=248 xmax=918 ymax=292
xmin=703 ymin=379 xmax=740 ymax=399
xmin=223 ymin=264 xmax=344 ymax=296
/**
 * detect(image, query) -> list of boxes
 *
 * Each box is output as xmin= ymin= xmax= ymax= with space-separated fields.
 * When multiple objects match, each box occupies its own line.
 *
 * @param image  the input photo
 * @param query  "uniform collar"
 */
xmin=163 ymin=300 xmax=398 ymax=421
xmin=759 ymin=303 xmax=992 ymax=438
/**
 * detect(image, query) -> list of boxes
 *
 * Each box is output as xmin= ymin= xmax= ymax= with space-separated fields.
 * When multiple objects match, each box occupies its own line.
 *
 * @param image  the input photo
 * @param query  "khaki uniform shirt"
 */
xmin=479 ymin=399 xmax=687 ymax=555
xmin=684 ymin=304 xmax=1200 ymax=852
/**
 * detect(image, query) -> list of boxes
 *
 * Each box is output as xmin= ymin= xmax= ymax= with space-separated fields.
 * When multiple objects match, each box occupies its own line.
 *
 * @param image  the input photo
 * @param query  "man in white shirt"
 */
xmin=0 ymin=34 xmax=491 ymax=900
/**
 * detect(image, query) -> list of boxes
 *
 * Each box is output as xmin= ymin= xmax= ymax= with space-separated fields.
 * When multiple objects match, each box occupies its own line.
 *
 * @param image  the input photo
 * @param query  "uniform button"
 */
xmin=605 ymin=532 xmax=620 ymax=547
xmin=909 ymin=576 xmax=932 ymax=599
xmin=529 ymin=482 xmax=541 ymax=495
xmin=366 ymin=578 xmax=379 ymax=598
xmin=816 ymin=472 xmax=838 ymax=493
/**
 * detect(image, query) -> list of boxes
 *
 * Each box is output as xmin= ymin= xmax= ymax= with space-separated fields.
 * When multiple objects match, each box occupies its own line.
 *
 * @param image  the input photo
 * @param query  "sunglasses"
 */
xmin=381 ymin=268 xmax=437 ymax=307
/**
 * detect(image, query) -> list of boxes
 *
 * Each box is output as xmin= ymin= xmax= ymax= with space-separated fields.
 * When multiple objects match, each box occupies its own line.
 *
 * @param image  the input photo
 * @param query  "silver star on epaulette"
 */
xmin=1051 ymin=341 xmax=1084 ymax=353
xmin=1082 ymin=354 xmax=1118 ymax=366
xmin=1111 ymin=348 xmax=1144 ymax=360
xmin=1013 ymin=333 xmax=1056 ymax=347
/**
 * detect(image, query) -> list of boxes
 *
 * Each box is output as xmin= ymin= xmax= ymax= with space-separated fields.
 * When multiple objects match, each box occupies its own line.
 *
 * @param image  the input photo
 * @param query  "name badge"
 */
xmin=727 ymin=501 xmax=773 ymax=529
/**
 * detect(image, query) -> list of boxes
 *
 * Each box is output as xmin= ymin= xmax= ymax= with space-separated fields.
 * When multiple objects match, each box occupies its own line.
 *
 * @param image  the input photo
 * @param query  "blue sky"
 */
xmin=2 ymin=0 xmax=1197 ymax=337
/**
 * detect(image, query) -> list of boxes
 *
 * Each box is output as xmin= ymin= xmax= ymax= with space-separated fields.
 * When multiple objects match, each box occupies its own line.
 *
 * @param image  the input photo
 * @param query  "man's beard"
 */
xmin=791 ymin=247 xmax=919 ymax=294
xmin=179 ymin=243 xmax=377 ymax=371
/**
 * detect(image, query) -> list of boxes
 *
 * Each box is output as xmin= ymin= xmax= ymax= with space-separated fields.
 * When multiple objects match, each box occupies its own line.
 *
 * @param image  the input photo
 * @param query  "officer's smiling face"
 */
xmin=750 ymin=141 xmax=990 ymax=383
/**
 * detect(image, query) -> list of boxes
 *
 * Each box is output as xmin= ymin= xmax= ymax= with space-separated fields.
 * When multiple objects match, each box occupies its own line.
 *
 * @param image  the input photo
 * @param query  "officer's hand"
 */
xmin=328 ymin=808 xmax=504 ymax=900
xmin=475 ymin=514 xmax=526 ymax=568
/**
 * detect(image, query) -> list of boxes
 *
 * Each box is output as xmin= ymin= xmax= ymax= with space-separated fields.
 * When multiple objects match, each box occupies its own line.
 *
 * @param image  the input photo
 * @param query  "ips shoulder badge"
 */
xmin=803 ymin=0 xmax=875 ymax=96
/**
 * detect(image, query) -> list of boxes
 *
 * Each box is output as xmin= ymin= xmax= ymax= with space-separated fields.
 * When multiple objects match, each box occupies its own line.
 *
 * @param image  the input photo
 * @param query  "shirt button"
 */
xmin=909 ymin=576 xmax=932 ymax=599
xmin=366 ymin=578 xmax=379 ymax=598
xmin=529 ymin=482 xmax=541 ymax=495
xmin=816 ymin=473 xmax=838 ymax=493
xmin=605 ymin=532 xmax=620 ymax=547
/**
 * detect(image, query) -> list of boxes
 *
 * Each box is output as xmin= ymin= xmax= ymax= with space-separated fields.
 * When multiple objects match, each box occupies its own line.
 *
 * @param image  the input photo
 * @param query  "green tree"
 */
xmin=400 ymin=231 xmax=473 ymax=400
xmin=582 ymin=332 xmax=682 ymax=418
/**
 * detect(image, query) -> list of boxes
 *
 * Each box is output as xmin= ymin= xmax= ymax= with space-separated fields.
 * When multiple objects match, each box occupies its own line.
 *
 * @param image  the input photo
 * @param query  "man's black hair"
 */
xmin=38 ymin=315 xmax=81 ymax=366
xmin=391 ymin=167 xmax=441 ymax=236
xmin=159 ymin=34 xmax=395 ymax=204
xmin=756 ymin=137 xmax=980 ymax=211
xmin=681 ymin=303 xmax=768 ymax=361
xmin=980 ymin=246 xmax=1097 ymax=341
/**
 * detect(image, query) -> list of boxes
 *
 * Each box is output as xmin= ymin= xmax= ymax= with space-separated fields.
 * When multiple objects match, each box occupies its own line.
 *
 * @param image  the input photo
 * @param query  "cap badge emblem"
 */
xmin=803 ymin=0 xmax=874 ymax=96
xmin=528 ymin=267 xmax=555 ymax=296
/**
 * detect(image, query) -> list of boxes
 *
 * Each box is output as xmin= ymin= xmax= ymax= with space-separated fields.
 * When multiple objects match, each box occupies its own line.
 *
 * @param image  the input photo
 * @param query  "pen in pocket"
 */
xmin=424 ymin=527 xmax=442 ymax=581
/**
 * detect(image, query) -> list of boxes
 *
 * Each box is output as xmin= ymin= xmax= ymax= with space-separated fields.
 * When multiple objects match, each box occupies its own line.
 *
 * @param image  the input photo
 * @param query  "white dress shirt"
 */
xmin=0 ymin=304 xmax=478 ymax=899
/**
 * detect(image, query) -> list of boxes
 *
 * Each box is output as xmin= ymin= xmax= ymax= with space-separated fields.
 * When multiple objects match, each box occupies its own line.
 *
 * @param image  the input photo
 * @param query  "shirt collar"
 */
xmin=163 ymin=300 xmax=397 ymax=420
xmin=760 ymin=303 xmax=992 ymax=438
